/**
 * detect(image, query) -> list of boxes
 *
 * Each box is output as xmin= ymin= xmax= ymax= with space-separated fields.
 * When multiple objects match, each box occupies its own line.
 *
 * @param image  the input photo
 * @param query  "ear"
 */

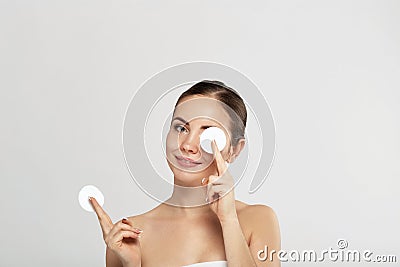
xmin=227 ymin=138 xmax=245 ymax=163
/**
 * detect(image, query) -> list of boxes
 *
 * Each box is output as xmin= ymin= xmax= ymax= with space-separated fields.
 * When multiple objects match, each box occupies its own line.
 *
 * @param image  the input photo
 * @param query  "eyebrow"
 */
xmin=172 ymin=117 xmax=214 ymax=130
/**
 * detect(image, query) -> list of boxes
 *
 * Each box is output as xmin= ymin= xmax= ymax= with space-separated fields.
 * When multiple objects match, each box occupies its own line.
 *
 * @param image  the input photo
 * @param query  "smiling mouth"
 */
xmin=175 ymin=156 xmax=202 ymax=167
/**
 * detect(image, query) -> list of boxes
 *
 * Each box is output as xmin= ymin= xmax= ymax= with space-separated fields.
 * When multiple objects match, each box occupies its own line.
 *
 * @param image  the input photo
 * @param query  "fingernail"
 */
xmin=134 ymin=228 xmax=143 ymax=233
xmin=201 ymin=178 xmax=206 ymax=185
xmin=88 ymin=196 xmax=92 ymax=201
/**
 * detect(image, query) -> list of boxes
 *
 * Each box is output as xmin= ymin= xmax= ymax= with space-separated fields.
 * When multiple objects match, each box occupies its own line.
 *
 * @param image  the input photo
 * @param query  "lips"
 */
xmin=175 ymin=155 xmax=202 ymax=167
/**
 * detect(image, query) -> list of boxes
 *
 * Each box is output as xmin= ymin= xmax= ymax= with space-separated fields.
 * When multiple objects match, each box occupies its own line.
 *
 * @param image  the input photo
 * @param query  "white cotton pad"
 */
xmin=200 ymin=127 xmax=227 ymax=154
xmin=78 ymin=185 xmax=104 ymax=212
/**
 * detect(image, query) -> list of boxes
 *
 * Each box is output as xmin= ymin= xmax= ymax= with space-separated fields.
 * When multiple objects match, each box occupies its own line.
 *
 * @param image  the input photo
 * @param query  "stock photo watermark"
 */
xmin=258 ymin=239 xmax=397 ymax=263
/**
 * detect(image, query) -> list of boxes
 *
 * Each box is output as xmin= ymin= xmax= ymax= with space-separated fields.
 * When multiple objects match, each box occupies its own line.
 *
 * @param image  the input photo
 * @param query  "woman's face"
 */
xmin=165 ymin=95 xmax=234 ymax=187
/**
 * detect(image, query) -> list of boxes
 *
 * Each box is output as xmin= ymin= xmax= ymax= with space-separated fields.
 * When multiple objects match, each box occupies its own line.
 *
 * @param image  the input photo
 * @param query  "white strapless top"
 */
xmin=182 ymin=260 xmax=228 ymax=267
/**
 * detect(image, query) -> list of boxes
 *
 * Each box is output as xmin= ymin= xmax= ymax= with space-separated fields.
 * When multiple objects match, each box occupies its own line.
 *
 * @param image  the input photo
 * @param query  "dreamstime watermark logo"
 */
xmin=257 ymin=239 xmax=397 ymax=263
xmin=122 ymin=62 xmax=276 ymax=207
xmin=337 ymin=239 xmax=348 ymax=249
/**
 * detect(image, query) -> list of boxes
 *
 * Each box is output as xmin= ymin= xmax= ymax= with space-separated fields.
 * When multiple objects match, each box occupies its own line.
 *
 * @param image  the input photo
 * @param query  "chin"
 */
xmin=171 ymin=168 xmax=204 ymax=187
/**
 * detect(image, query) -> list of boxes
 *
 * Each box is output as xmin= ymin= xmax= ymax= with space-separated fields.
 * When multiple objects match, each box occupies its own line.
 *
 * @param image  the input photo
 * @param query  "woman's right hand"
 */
xmin=89 ymin=197 xmax=142 ymax=266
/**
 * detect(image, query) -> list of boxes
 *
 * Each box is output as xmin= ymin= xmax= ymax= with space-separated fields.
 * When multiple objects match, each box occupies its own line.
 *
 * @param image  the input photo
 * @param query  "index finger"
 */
xmin=211 ymin=139 xmax=227 ymax=176
xmin=89 ymin=197 xmax=113 ymax=233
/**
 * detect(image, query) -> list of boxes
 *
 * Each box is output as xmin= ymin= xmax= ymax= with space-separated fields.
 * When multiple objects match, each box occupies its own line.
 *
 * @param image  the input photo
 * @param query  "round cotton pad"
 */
xmin=78 ymin=185 xmax=104 ymax=212
xmin=200 ymin=127 xmax=227 ymax=154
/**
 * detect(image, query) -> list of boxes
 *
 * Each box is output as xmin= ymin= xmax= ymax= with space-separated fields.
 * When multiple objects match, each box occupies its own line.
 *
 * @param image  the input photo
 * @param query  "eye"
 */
xmin=174 ymin=124 xmax=188 ymax=133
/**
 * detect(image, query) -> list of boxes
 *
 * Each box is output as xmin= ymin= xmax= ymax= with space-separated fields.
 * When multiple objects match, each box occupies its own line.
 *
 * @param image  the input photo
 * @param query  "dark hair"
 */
xmin=174 ymin=80 xmax=247 ymax=146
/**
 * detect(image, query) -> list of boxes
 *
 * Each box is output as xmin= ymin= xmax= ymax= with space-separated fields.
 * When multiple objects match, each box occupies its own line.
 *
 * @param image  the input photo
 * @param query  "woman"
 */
xmin=89 ymin=80 xmax=281 ymax=267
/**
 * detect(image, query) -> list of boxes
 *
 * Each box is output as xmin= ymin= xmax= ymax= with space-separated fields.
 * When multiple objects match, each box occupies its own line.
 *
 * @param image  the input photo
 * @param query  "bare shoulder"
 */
xmin=236 ymin=200 xmax=278 ymax=218
xmin=124 ymin=207 xmax=154 ymax=227
xmin=235 ymin=200 xmax=280 ymax=230
xmin=235 ymin=200 xmax=281 ymax=252
xmin=124 ymin=204 xmax=165 ymax=229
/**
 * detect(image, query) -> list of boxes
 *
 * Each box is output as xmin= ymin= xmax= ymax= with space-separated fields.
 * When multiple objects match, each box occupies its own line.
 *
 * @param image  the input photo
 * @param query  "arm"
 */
xmin=206 ymin=141 xmax=281 ymax=266
xmin=106 ymin=248 xmax=123 ymax=267
xmin=220 ymin=205 xmax=281 ymax=267
xmin=106 ymin=244 xmax=141 ymax=267
xmin=247 ymin=205 xmax=281 ymax=266
xmin=220 ymin=215 xmax=257 ymax=266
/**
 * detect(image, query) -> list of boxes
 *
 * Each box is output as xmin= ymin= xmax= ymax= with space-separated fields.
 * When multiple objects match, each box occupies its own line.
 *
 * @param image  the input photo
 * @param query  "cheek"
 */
xmin=165 ymin=131 xmax=181 ymax=156
xmin=202 ymin=152 xmax=214 ymax=164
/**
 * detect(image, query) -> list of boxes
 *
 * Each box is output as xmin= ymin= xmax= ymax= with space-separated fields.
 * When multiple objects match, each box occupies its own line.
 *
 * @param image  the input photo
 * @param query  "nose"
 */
xmin=179 ymin=131 xmax=200 ymax=154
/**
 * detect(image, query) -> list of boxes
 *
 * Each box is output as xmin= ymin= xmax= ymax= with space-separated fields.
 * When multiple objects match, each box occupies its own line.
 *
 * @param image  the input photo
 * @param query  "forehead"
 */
xmin=173 ymin=96 xmax=231 ymax=127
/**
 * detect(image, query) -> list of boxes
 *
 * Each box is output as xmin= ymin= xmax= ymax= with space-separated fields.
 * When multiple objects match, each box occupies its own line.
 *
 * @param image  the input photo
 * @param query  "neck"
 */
xmin=164 ymin=181 xmax=212 ymax=217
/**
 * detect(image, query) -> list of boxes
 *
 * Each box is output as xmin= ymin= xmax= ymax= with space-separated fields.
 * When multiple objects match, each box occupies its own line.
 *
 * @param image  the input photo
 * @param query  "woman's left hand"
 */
xmin=202 ymin=140 xmax=238 ymax=222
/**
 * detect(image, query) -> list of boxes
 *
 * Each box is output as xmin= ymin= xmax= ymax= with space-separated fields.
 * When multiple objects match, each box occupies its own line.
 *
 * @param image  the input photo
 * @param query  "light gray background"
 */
xmin=0 ymin=1 xmax=399 ymax=266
